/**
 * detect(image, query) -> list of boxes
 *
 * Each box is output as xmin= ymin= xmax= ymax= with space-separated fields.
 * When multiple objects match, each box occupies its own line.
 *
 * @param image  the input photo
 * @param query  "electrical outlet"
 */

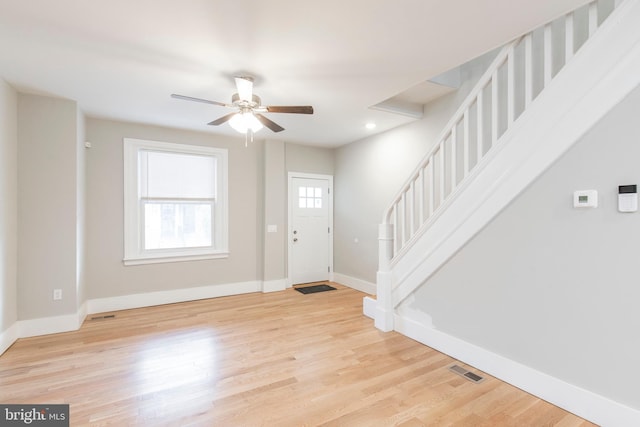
xmin=53 ymin=289 xmax=62 ymax=301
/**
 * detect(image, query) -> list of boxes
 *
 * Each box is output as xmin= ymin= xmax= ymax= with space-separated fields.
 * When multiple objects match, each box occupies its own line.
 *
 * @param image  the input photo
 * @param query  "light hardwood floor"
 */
xmin=0 ymin=284 xmax=596 ymax=426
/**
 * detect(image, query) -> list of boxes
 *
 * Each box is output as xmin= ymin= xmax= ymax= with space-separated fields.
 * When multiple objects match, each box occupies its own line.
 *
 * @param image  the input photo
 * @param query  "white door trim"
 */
xmin=287 ymin=172 xmax=334 ymax=287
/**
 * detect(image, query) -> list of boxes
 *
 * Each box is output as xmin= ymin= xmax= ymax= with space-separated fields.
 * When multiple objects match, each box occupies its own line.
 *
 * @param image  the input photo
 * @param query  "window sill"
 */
xmin=123 ymin=252 xmax=229 ymax=266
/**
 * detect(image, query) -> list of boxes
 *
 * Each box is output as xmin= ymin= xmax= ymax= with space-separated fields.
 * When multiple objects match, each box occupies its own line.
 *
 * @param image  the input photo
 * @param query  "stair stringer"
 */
xmin=389 ymin=0 xmax=640 ymax=309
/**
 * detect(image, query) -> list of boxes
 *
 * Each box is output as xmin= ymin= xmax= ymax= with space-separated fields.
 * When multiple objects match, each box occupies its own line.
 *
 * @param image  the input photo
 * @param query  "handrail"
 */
xmin=373 ymin=0 xmax=624 ymax=333
xmin=380 ymin=0 xmax=619 ymax=262
xmin=382 ymin=39 xmax=518 ymax=225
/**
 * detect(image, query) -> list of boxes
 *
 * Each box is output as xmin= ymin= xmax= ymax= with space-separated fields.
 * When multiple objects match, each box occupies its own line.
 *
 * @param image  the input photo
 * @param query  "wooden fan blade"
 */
xmin=235 ymin=77 xmax=254 ymax=102
xmin=255 ymin=113 xmax=285 ymax=132
xmin=266 ymin=105 xmax=314 ymax=114
xmin=171 ymin=93 xmax=228 ymax=107
xmin=208 ymin=112 xmax=237 ymax=126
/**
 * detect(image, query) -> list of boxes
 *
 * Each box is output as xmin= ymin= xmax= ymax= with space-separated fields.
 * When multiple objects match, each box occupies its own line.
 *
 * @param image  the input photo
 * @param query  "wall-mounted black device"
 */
xmin=618 ymin=184 xmax=637 ymax=212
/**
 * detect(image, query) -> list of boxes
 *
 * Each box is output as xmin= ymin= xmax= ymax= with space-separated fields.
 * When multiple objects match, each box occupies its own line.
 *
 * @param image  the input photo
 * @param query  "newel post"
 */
xmin=375 ymin=223 xmax=394 ymax=332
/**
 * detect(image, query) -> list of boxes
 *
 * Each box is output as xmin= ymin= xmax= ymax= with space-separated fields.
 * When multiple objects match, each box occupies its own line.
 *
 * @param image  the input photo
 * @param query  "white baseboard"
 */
xmin=78 ymin=300 xmax=88 ymax=325
xmin=0 ymin=280 xmax=264 ymax=356
xmin=362 ymin=296 xmax=376 ymax=319
xmin=262 ymin=279 xmax=287 ymax=293
xmin=0 ymin=323 xmax=19 ymax=355
xmin=394 ymin=313 xmax=640 ymax=427
xmin=18 ymin=311 xmax=85 ymax=338
xmin=333 ymin=272 xmax=376 ymax=295
xmin=87 ymin=280 xmax=261 ymax=314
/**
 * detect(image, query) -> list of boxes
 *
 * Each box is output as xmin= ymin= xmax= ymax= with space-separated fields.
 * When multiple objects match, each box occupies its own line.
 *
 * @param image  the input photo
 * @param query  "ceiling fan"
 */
xmin=171 ymin=76 xmax=314 ymax=134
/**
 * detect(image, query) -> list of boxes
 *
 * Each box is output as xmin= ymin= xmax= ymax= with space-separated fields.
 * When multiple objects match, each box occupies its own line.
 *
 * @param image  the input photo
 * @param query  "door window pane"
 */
xmin=298 ymin=187 xmax=323 ymax=209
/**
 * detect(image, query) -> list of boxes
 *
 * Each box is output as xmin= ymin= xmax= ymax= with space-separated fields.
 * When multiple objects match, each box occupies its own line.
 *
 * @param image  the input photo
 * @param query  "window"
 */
xmin=123 ymin=138 xmax=228 ymax=265
xmin=298 ymin=186 xmax=323 ymax=209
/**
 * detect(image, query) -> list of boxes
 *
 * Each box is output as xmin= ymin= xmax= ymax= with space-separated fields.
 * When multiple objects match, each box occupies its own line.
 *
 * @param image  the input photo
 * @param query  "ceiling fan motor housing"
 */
xmin=232 ymin=93 xmax=261 ymax=108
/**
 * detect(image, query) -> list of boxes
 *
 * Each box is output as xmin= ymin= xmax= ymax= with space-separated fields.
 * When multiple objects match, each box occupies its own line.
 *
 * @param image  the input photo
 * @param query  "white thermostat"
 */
xmin=618 ymin=185 xmax=637 ymax=212
xmin=573 ymin=190 xmax=598 ymax=208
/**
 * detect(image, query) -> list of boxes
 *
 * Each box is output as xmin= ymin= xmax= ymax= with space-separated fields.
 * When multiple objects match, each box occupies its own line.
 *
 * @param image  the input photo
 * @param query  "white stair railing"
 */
xmin=375 ymin=0 xmax=623 ymax=331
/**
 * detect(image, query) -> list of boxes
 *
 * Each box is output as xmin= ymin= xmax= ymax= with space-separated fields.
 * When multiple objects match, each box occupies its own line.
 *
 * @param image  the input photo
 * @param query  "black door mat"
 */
xmin=295 ymin=284 xmax=337 ymax=294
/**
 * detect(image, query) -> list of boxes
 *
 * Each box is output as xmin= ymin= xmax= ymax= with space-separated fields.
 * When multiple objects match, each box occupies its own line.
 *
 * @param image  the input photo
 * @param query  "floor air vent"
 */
xmin=90 ymin=314 xmax=116 ymax=320
xmin=449 ymin=364 xmax=485 ymax=383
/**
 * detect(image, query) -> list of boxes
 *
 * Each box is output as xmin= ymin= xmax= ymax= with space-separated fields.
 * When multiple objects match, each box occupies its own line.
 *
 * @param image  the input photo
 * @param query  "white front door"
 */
xmin=289 ymin=175 xmax=332 ymax=285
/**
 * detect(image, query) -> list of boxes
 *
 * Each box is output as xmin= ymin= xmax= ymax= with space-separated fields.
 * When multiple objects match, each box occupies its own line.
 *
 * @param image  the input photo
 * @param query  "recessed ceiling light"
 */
xmin=365 ymin=122 xmax=376 ymax=130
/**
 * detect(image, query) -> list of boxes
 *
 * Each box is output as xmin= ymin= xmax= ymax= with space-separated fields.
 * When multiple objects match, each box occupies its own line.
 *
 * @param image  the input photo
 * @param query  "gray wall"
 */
xmin=285 ymin=143 xmax=334 ymax=175
xmin=0 ymin=78 xmax=17 ymax=333
xmin=18 ymin=94 xmax=80 ymax=320
xmin=334 ymin=121 xmax=430 ymax=283
xmin=76 ymin=110 xmax=87 ymax=307
xmin=401 ymin=84 xmax=640 ymax=410
xmin=333 ymin=51 xmax=498 ymax=283
xmin=263 ymin=140 xmax=285 ymax=282
xmin=85 ymin=118 xmax=263 ymax=298
xmin=262 ymin=141 xmax=335 ymax=283
xmin=85 ymin=121 xmax=337 ymax=297
xmin=1 ymin=95 xmax=337 ymax=325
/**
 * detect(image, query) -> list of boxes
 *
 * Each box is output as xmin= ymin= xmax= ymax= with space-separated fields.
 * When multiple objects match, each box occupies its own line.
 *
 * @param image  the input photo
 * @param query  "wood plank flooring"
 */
xmin=0 ymin=284 xmax=596 ymax=426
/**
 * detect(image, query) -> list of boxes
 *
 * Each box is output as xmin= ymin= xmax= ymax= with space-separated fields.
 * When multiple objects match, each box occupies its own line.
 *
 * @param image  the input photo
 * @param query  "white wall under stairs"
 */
xmin=368 ymin=0 xmax=640 ymax=424
xmin=391 ymin=0 xmax=640 ymax=308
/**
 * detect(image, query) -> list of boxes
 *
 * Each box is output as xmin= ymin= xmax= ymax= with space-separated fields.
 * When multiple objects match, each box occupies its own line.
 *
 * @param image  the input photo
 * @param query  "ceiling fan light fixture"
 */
xmin=229 ymin=111 xmax=264 ymax=134
xmin=172 ymin=75 xmax=313 ymax=136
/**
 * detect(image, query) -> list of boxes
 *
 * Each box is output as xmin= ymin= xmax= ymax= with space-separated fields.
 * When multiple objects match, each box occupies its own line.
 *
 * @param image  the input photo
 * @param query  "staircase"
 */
xmin=370 ymin=0 xmax=640 ymax=331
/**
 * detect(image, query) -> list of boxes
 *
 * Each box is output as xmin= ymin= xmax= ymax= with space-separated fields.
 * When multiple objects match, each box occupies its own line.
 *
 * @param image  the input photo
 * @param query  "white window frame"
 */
xmin=123 ymin=138 xmax=228 ymax=265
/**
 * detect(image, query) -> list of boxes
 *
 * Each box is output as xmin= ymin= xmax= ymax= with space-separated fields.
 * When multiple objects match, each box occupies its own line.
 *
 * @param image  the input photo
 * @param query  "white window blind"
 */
xmin=140 ymin=151 xmax=216 ymax=199
xmin=123 ymin=138 xmax=228 ymax=265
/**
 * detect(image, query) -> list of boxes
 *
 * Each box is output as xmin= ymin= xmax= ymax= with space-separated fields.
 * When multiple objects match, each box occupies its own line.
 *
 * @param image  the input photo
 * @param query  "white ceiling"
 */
xmin=0 ymin=0 xmax=590 ymax=147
